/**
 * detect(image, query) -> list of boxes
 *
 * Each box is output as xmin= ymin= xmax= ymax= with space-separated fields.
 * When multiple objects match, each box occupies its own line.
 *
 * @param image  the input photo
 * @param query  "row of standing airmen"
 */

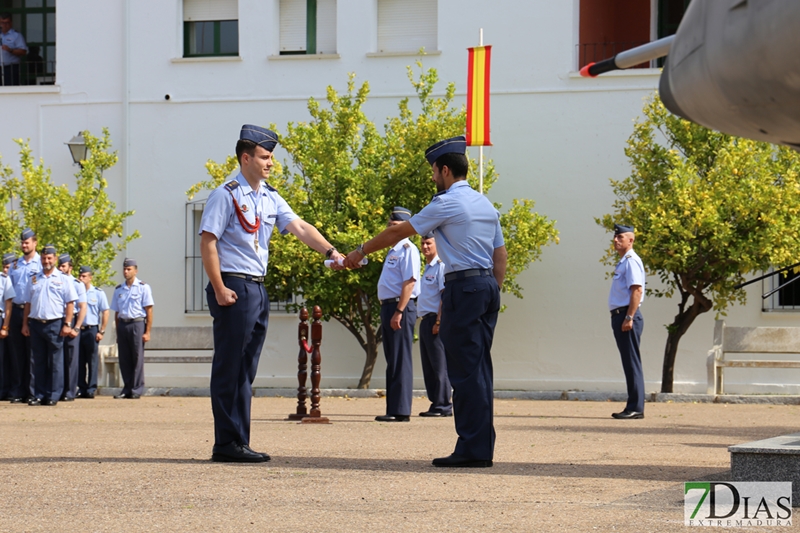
xmin=0 ymin=229 xmax=154 ymax=406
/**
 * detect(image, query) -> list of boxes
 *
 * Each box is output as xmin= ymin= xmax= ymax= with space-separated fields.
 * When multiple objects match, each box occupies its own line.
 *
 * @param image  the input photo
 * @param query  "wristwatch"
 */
xmin=624 ymin=315 xmax=633 ymax=322
xmin=325 ymin=246 xmax=337 ymax=259
xmin=356 ymin=243 xmax=367 ymax=257
xmin=98 ymin=330 xmax=105 ymax=335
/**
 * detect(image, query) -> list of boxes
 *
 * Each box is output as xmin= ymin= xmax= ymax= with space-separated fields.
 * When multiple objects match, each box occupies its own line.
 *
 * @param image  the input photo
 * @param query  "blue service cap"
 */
xmin=425 ymin=136 xmax=467 ymax=165
xmin=123 ymin=257 xmax=137 ymax=267
xmin=421 ymin=232 xmax=435 ymax=240
xmin=389 ymin=206 xmax=412 ymax=222
xmin=20 ymin=228 xmax=35 ymax=241
xmin=42 ymin=244 xmax=56 ymax=255
xmin=79 ymin=265 xmax=92 ymax=274
xmin=240 ymin=124 xmax=278 ymax=152
xmin=58 ymin=253 xmax=72 ymax=266
xmin=614 ymin=224 xmax=635 ymax=235
xmin=2 ymin=252 xmax=16 ymax=265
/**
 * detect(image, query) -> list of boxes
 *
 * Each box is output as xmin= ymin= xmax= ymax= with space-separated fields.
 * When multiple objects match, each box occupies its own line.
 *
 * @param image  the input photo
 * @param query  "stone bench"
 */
xmin=707 ymin=320 xmax=800 ymax=394
xmin=100 ymin=326 xmax=214 ymax=387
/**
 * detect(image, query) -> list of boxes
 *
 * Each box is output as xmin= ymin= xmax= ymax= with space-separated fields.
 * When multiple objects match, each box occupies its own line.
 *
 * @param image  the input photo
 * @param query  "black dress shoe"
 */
xmin=129 ymin=393 xmax=141 ymax=399
xmin=419 ymin=411 xmax=453 ymax=417
xmin=78 ymin=391 xmax=95 ymax=399
xmin=9 ymin=397 xmax=23 ymax=404
xmin=241 ymin=444 xmax=271 ymax=461
xmin=611 ymin=411 xmax=644 ymax=419
xmin=27 ymin=398 xmax=42 ymax=406
xmin=114 ymin=392 xmax=140 ymax=399
xmin=114 ymin=392 xmax=129 ymax=399
xmin=432 ymin=453 xmax=493 ymax=468
xmin=60 ymin=396 xmax=75 ymax=402
xmin=375 ymin=415 xmax=410 ymax=422
xmin=42 ymin=399 xmax=58 ymax=406
xmin=211 ymin=442 xmax=268 ymax=463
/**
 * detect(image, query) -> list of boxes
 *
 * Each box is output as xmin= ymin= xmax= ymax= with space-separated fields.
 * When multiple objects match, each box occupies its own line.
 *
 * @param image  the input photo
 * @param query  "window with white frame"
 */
xmin=183 ymin=0 xmax=239 ymax=57
xmin=280 ymin=0 xmax=337 ymax=55
xmin=377 ymin=0 xmax=437 ymax=54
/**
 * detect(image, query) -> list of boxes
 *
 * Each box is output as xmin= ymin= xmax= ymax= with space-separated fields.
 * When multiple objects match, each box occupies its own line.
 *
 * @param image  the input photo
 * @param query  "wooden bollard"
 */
xmin=287 ymin=308 xmax=310 ymax=420
xmin=301 ymin=305 xmax=329 ymax=424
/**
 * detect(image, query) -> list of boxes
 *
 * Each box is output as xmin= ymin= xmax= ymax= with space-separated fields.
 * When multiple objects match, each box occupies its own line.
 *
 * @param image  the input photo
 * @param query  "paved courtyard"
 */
xmin=1 ymin=396 xmax=798 ymax=532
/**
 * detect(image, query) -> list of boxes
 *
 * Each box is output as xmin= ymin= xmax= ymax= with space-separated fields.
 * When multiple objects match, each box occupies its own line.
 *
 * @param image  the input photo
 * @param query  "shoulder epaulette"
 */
xmin=223 ymin=180 xmax=240 ymax=192
xmin=138 ymin=280 xmax=146 ymax=285
xmin=436 ymin=259 xmax=442 ymax=264
xmin=115 ymin=284 xmax=122 ymax=289
xmin=433 ymin=190 xmax=446 ymax=198
xmin=403 ymin=242 xmax=410 ymax=249
xmin=264 ymin=182 xmax=277 ymax=192
xmin=1 ymin=272 xmax=6 ymax=277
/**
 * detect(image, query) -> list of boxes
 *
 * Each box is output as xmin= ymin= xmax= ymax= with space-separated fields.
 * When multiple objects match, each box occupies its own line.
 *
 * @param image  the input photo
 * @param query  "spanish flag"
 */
xmin=466 ymin=45 xmax=492 ymax=146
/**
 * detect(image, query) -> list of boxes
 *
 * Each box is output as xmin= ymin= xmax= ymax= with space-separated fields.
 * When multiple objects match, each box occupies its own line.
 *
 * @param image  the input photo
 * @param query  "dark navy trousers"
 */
xmin=611 ymin=309 xmax=645 ymax=413
xmin=0 ymin=335 xmax=6 ymax=398
xmin=29 ymin=319 xmax=64 ymax=402
xmin=7 ymin=305 xmax=32 ymax=399
xmin=78 ymin=326 xmax=99 ymax=395
xmin=439 ymin=274 xmax=500 ymax=461
xmin=380 ymin=300 xmax=417 ymax=417
xmin=419 ymin=313 xmax=452 ymax=414
xmin=117 ymin=320 xmax=145 ymax=396
xmin=63 ymin=330 xmax=80 ymax=399
xmin=207 ymin=277 xmax=269 ymax=447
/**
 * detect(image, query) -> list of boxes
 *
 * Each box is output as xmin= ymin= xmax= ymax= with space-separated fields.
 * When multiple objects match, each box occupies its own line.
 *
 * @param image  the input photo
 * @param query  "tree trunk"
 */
xmin=356 ymin=339 xmax=380 ymax=389
xmin=660 ymin=296 xmax=712 ymax=392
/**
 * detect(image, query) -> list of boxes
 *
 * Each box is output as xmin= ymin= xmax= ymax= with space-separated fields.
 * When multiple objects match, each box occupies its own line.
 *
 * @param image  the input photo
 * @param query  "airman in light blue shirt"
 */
xmin=377 ymin=237 xmax=421 ymax=301
xmin=21 ymin=262 xmax=78 ymax=321
xmin=0 ymin=252 xmax=16 ymax=328
xmin=84 ymin=284 xmax=110 ymax=326
xmin=417 ymin=253 xmax=445 ymax=316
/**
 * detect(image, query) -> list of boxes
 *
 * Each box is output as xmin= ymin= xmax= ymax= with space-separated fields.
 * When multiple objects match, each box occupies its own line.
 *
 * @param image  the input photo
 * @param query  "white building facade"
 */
xmin=1 ymin=0 xmax=797 ymax=394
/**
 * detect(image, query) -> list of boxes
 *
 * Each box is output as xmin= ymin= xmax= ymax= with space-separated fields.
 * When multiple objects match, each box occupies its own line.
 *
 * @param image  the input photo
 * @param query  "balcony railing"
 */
xmin=577 ymin=41 xmax=651 ymax=70
xmin=0 ymin=60 xmax=55 ymax=86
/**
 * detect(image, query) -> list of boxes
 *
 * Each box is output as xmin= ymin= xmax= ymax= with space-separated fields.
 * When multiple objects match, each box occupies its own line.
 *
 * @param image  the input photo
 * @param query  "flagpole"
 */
xmin=479 ymin=28 xmax=484 ymax=194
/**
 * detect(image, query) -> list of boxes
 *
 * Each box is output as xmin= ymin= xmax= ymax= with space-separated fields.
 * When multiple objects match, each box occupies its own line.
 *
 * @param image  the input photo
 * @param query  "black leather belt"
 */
xmin=120 ymin=317 xmax=144 ymax=323
xmin=81 ymin=325 xmax=98 ymax=330
xmin=32 ymin=317 xmax=61 ymax=324
xmin=380 ymin=297 xmax=417 ymax=305
xmin=444 ymin=268 xmax=492 ymax=283
xmin=423 ymin=312 xmax=438 ymax=319
xmin=222 ymin=272 xmax=265 ymax=283
xmin=14 ymin=304 xmax=24 ymax=309
xmin=610 ymin=306 xmax=629 ymax=315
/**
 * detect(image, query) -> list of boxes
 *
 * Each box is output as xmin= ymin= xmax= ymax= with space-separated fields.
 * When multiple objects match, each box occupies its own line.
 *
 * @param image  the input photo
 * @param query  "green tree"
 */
xmin=2 ymin=128 xmax=139 ymax=286
xmin=597 ymin=95 xmax=800 ymax=392
xmin=190 ymin=64 xmax=559 ymax=388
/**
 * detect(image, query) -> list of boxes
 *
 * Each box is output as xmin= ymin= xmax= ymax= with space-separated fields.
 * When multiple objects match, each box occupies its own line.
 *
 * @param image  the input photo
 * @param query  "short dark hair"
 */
xmin=236 ymin=139 xmax=258 ymax=164
xmin=433 ymin=152 xmax=468 ymax=179
xmin=0 ymin=13 xmax=12 ymax=21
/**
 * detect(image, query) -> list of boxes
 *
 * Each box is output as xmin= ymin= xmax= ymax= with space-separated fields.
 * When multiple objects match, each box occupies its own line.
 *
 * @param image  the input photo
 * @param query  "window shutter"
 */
xmin=280 ymin=0 xmax=307 ymax=52
xmin=316 ymin=0 xmax=337 ymax=54
xmin=377 ymin=0 xmax=437 ymax=53
xmin=184 ymin=0 xmax=238 ymax=21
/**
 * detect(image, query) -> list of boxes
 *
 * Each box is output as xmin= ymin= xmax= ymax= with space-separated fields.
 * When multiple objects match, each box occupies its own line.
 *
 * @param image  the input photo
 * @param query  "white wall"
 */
xmin=1 ymin=0 xmax=798 ymax=394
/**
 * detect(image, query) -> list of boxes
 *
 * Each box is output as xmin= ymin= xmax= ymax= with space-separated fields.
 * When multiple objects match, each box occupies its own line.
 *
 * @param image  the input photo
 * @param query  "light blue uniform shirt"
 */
xmin=0 ymin=273 xmax=16 ymax=318
xmin=66 ymin=277 xmax=87 ymax=309
xmin=22 ymin=270 xmax=78 ymax=321
xmin=0 ymin=28 xmax=27 ymax=66
xmin=199 ymin=173 xmax=299 ymax=277
xmin=417 ymin=255 xmax=445 ymax=316
xmin=111 ymin=278 xmax=154 ymax=319
xmin=377 ymin=238 xmax=421 ymax=301
xmin=608 ymin=249 xmax=645 ymax=310
xmin=84 ymin=285 xmax=110 ymax=325
xmin=409 ymin=181 xmax=505 ymax=274
xmin=10 ymin=253 xmax=41 ymax=304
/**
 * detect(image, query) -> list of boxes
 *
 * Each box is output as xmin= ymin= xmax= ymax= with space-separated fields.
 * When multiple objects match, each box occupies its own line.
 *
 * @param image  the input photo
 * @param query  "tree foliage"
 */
xmin=0 ymin=128 xmax=139 ymax=286
xmin=597 ymin=95 xmax=800 ymax=392
xmin=190 ymin=64 xmax=559 ymax=388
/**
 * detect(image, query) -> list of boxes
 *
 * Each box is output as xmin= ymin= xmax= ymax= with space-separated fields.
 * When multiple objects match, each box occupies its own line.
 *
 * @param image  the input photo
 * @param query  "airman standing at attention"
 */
xmin=8 ymin=228 xmax=40 ymax=404
xmin=0 ymin=252 xmax=17 ymax=400
xmin=57 ymin=253 xmax=87 ymax=402
xmin=110 ymin=258 xmax=154 ymax=400
xmin=77 ymin=266 xmax=109 ymax=399
xmin=21 ymin=244 xmax=77 ymax=406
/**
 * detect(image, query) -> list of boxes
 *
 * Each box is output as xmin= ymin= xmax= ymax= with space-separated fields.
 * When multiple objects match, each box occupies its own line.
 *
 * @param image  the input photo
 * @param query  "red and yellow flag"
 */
xmin=466 ymin=45 xmax=492 ymax=146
